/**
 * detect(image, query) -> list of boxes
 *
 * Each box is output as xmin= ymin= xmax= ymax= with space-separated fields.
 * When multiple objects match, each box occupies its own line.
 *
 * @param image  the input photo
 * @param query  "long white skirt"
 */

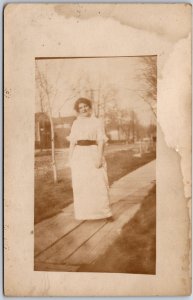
xmin=71 ymin=145 xmax=112 ymax=220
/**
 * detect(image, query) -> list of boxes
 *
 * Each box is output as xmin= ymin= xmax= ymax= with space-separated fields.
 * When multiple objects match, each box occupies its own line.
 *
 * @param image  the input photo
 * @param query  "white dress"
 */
xmin=69 ymin=116 xmax=112 ymax=220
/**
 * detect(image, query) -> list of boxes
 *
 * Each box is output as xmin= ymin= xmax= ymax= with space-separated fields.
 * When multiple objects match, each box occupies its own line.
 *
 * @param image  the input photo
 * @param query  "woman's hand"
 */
xmin=96 ymin=140 xmax=104 ymax=169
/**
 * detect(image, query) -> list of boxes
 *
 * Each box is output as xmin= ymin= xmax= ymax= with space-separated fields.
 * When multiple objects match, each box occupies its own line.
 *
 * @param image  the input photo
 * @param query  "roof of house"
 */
xmin=35 ymin=113 xmax=76 ymax=125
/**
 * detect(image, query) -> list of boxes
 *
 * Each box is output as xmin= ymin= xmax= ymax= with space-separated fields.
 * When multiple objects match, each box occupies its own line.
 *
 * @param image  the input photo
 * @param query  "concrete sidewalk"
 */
xmin=34 ymin=160 xmax=156 ymax=271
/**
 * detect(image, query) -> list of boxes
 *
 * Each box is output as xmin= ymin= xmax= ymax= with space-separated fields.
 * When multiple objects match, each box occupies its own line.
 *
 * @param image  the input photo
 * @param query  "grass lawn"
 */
xmin=106 ymin=151 xmax=155 ymax=185
xmin=35 ymin=150 xmax=156 ymax=224
xmin=79 ymin=185 xmax=156 ymax=274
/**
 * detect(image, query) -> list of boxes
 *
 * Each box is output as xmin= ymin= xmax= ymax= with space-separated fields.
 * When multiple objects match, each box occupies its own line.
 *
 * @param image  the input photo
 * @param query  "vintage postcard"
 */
xmin=4 ymin=3 xmax=191 ymax=296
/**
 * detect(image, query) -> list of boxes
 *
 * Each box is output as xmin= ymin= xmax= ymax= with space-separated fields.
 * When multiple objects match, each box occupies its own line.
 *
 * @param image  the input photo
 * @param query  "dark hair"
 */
xmin=74 ymin=98 xmax=92 ymax=112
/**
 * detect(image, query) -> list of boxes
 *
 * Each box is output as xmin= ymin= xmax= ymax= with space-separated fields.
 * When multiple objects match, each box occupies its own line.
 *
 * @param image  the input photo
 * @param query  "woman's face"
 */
xmin=78 ymin=103 xmax=91 ymax=117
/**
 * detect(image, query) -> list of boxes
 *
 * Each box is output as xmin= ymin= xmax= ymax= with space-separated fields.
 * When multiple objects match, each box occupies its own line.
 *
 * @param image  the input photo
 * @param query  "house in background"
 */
xmin=35 ymin=113 xmax=76 ymax=149
xmin=53 ymin=116 xmax=76 ymax=148
xmin=35 ymin=112 xmax=154 ymax=149
xmin=35 ymin=112 xmax=51 ymax=149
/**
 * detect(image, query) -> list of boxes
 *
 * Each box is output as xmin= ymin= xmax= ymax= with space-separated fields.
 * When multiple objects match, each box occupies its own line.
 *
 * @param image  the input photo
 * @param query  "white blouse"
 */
xmin=68 ymin=116 xmax=108 ymax=143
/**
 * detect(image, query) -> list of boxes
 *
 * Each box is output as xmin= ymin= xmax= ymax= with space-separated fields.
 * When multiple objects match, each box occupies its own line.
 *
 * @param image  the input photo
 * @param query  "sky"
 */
xmin=35 ymin=56 xmax=156 ymax=125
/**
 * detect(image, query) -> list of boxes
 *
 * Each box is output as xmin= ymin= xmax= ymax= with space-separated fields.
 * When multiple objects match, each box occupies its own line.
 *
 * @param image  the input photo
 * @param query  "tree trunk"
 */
xmin=95 ymin=99 xmax=99 ymax=117
xmin=49 ymin=117 xmax=57 ymax=183
xmin=47 ymin=95 xmax=58 ymax=183
xmin=35 ymin=62 xmax=58 ymax=183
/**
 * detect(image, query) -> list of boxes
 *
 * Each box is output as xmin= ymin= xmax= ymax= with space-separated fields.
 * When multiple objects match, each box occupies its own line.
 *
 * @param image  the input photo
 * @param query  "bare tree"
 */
xmin=97 ymin=85 xmax=118 ymax=118
xmin=137 ymin=56 xmax=157 ymax=115
xmin=35 ymin=61 xmax=58 ymax=183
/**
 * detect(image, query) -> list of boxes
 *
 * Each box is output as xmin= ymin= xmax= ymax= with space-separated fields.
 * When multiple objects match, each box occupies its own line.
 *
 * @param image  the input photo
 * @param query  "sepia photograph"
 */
xmin=4 ymin=3 xmax=191 ymax=296
xmin=34 ymin=56 xmax=156 ymax=274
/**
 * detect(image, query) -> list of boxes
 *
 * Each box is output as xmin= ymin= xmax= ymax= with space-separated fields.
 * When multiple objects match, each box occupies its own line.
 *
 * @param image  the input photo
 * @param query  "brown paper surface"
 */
xmin=4 ymin=3 xmax=192 ymax=296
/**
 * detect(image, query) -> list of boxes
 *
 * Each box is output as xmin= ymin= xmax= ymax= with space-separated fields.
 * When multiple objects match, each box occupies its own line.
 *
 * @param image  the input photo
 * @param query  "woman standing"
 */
xmin=68 ymin=98 xmax=113 ymax=221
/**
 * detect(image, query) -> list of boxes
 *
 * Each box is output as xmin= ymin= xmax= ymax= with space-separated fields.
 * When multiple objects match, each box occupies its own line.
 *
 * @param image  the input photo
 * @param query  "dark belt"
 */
xmin=77 ymin=140 xmax=97 ymax=146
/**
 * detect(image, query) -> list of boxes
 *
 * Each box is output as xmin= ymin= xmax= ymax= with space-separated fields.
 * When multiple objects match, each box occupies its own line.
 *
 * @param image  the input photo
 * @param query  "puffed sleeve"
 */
xmin=96 ymin=118 xmax=108 ymax=143
xmin=67 ymin=120 xmax=78 ymax=143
